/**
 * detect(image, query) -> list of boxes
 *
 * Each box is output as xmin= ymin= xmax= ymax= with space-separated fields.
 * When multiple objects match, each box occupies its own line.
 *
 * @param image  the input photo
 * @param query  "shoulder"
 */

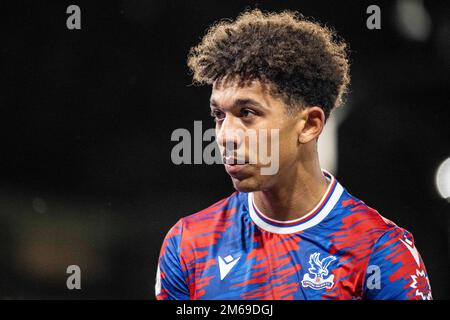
xmin=338 ymin=191 xmax=402 ymax=236
xmin=329 ymin=190 xmax=417 ymax=256
xmin=175 ymin=191 xmax=245 ymax=235
xmin=331 ymin=191 xmax=426 ymax=276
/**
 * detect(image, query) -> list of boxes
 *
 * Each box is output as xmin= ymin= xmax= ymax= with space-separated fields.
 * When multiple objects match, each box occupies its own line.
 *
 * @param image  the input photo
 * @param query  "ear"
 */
xmin=298 ymin=106 xmax=325 ymax=144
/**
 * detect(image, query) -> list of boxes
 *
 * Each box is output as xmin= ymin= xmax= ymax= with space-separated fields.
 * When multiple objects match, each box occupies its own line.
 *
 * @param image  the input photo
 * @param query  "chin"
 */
xmin=231 ymin=177 xmax=261 ymax=193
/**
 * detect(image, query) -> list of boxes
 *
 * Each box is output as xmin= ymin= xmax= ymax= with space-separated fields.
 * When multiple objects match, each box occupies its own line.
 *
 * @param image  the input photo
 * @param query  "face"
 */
xmin=210 ymin=79 xmax=305 ymax=192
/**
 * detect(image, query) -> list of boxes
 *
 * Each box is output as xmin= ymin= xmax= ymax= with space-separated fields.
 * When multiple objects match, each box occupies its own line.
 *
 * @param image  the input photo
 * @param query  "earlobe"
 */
xmin=298 ymin=129 xmax=311 ymax=144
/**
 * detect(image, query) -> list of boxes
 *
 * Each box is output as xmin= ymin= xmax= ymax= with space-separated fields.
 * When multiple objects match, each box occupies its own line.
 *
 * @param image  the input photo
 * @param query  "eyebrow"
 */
xmin=210 ymin=98 xmax=268 ymax=110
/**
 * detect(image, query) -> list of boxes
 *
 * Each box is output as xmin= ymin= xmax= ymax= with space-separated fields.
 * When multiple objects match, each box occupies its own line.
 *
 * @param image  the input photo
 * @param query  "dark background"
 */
xmin=0 ymin=0 xmax=449 ymax=299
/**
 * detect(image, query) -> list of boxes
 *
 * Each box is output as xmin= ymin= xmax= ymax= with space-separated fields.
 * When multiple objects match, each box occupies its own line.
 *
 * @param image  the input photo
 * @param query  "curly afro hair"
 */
xmin=187 ymin=9 xmax=350 ymax=119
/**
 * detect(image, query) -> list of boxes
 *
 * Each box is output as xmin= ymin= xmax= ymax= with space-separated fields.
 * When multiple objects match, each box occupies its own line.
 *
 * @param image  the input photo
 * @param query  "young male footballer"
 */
xmin=155 ymin=9 xmax=432 ymax=300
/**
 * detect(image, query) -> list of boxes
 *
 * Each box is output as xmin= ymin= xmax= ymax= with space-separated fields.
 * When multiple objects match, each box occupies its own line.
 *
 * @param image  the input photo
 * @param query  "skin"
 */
xmin=210 ymin=78 xmax=330 ymax=221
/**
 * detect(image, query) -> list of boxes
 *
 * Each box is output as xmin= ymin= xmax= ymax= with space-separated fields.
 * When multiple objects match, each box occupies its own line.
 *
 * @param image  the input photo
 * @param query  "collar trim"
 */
xmin=248 ymin=170 xmax=343 ymax=234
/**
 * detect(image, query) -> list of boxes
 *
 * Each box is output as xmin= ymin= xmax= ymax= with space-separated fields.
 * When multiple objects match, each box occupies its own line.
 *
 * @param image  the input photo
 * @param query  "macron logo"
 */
xmin=218 ymin=255 xmax=240 ymax=280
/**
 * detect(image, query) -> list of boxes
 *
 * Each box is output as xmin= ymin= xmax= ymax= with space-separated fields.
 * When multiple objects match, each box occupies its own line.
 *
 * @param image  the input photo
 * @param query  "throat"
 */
xmin=252 ymin=173 xmax=330 ymax=222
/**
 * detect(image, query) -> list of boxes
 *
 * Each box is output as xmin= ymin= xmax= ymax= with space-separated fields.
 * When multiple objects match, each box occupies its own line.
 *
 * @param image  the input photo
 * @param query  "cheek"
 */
xmin=276 ymin=130 xmax=298 ymax=162
xmin=276 ymin=146 xmax=295 ymax=169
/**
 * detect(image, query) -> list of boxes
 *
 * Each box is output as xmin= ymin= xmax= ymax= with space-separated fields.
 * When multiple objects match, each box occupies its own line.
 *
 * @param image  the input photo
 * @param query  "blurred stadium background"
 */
xmin=0 ymin=0 xmax=449 ymax=299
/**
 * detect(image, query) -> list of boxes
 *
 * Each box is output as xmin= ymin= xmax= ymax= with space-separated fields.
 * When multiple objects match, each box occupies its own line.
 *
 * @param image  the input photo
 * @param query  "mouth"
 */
xmin=223 ymin=157 xmax=249 ymax=176
xmin=224 ymin=163 xmax=248 ymax=176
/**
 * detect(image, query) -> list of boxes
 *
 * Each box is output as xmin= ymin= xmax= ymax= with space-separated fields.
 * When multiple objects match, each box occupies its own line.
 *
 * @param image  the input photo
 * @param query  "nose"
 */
xmin=216 ymin=115 xmax=244 ymax=157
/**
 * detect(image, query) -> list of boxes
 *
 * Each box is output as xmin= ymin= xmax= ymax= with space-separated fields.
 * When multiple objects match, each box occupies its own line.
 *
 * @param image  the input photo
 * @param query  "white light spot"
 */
xmin=436 ymin=157 xmax=450 ymax=199
xmin=395 ymin=0 xmax=432 ymax=42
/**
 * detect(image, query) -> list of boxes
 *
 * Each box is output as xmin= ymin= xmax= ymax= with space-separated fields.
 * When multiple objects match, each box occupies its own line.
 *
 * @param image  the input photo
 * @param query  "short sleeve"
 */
xmin=155 ymin=219 xmax=190 ymax=300
xmin=363 ymin=227 xmax=432 ymax=300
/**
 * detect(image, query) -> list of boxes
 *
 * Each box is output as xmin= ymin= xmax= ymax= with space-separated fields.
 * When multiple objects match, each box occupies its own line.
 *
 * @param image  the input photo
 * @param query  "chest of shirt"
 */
xmin=185 ymin=229 xmax=367 ymax=300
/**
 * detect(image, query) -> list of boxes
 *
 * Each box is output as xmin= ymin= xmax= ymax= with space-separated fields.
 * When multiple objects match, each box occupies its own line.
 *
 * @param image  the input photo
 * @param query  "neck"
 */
xmin=252 ymin=156 xmax=329 ymax=222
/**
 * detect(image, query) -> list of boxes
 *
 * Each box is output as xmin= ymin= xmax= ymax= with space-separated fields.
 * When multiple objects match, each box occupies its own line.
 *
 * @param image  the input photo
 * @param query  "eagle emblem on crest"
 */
xmin=301 ymin=252 xmax=337 ymax=290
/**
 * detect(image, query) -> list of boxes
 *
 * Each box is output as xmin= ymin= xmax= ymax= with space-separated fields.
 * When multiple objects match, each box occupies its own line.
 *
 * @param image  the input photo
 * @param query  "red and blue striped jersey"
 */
xmin=155 ymin=171 xmax=432 ymax=300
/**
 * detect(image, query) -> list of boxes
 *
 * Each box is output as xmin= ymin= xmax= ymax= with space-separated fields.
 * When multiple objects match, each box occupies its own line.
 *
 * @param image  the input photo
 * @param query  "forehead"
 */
xmin=210 ymin=79 xmax=274 ymax=107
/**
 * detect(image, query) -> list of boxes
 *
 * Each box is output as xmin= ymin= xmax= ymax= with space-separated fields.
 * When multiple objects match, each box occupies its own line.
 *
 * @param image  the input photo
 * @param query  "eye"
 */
xmin=211 ymin=110 xmax=225 ymax=122
xmin=240 ymin=108 xmax=256 ymax=118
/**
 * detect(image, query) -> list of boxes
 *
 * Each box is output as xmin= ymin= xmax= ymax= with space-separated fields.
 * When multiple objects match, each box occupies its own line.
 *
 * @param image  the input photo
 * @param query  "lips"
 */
xmin=224 ymin=163 xmax=248 ymax=175
xmin=223 ymin=157 xmax=249 ymax=176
